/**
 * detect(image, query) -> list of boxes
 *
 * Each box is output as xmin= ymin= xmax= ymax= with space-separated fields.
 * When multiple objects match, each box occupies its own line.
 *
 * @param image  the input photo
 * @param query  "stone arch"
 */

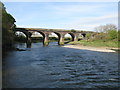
xmin=51 ymin=32 xmax=61 ymax=45
xmin=15 ymin=30 xmax=32 ymax=48
xmin=32 ymin=31 xmax=45 ymax=37
xmin=77 ymin=33 xmax=83 ymax=41
xmin=53 ymin=32 xmax=61 ymax=38
xmin=49 ymin=32 xmax=58 ymax=41
xmin=81 ymin=33 xmax=86 ymax=37
xmin=31 ymin=31 xmax=45 ymax=37
xmin=31 ymin=31 xmax=45 ymax=41
xmin=15 ymin=28 xmax=32 ymax=38
xmin=15 ymin=30 xmax=29 ymax=38
xmin=15 ymin=31 xmax=27 ymax=37
xmin=31 ymin=31 xmax=47 ymax=46
xmin=15 ymin=31 xmax=27 ymax=42
xmin=80 ymin=33 xmax=86 ymax=40
xmin=67 ymin=33 xmax=75 ymax=41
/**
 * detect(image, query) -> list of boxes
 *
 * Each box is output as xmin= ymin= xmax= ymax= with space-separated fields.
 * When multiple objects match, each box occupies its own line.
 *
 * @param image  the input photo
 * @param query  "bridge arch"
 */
xmin=31 ymin=31 xmax=50 ymax=46
xmin=31 ymin=31 xmax=45 ymax=38
xmin=77 ymin=33 xmax=85 ymax=41
xmin=81 ymin=33 xmax=86 ymax=37
xmin=31 ymin=31 xmax=45 ymax=37
xmin=49 ymin=32 xmax=58 ymax=41
xmin=15 ymin=30 xmax=32 ymax=48
xmin=53 ymin=32 xmax=61 ymax=37
xmin=15 ymin=31 xmax=27 ymax=37
xmin=15 ymin=31 xmax=27 ymax=43
xmin=66 ymin=33 xmax=75 ymax=41
xmin=31 ymin=31 xmax=45 ymax=44
xmin=15 ymin=30 xmax=29 ymax=38
xmin=51 ymin=32 xmax=61 ymax=45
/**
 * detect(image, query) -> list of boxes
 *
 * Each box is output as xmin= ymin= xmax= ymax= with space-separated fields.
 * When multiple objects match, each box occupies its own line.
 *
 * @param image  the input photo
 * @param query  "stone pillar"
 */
xmin=74 ymin=34 xmax=79 ymax=41
xmin=43 ymin=33 xmax=49 ymax=46
xmin=58 ymin=34 xmax=65 ymax=45
xmin=26 ymin=37 xmax=32 ymax=48
xmin=26 ymin=32 xmax=32 ymax=48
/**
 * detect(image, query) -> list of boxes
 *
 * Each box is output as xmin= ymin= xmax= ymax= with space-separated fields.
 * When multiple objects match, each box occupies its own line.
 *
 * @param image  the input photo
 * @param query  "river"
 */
xmin=2 ymin=42 xmax=119 ymax=88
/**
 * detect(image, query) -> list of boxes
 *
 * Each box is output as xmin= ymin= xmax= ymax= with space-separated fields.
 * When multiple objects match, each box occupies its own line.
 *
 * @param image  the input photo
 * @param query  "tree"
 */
xmin=86 ymin=33 xmax=91 ymax=40
xmin=108 ymin=30 xmax=118 ymax=40
xmin=2 ymin=2 xmax=16 ymax=51
xmin=94 ymin=25 xmax=105 ymax=32
xmin=71 ymin=29 xmax=76 ymax=32
xmin=95 ymin=24 xmax=117 ymax=33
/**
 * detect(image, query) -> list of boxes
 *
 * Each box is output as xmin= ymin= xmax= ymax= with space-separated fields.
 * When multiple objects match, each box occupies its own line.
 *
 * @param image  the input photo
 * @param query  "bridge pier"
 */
xmin=43 ymin=33 xmax=49 ymax=46
xmin=26 ymin=37 xmax=32 ymax=48
xmin=58 ymin=34 xmax=65 ymax=45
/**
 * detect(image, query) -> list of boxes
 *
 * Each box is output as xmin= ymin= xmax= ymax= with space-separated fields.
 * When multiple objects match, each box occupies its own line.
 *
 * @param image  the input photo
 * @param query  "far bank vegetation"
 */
xmin=69 ymin=24 xmax=119 ymax=48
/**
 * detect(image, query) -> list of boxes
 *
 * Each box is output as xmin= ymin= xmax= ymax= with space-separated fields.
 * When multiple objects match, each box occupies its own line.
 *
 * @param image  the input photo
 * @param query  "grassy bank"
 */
xmin=69 ymin=40 xmax=118 ymax=48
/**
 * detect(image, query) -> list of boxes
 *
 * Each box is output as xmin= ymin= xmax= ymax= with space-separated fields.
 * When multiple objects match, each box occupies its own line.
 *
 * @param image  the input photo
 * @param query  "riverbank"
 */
xmin=62 ymin=45 xmax=119 ymax=52
xmin=69 ymin=40 xmax=118 ymax=48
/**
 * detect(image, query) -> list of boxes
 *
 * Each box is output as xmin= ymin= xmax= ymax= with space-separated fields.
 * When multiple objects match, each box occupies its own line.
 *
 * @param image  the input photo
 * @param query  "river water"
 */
xmin=2 ymin=42 xmax=119 ymax=88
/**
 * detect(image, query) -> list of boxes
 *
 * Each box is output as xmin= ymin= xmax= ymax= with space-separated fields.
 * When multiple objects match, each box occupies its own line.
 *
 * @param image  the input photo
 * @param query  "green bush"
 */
xmin=91 ymin=33 xmax=109 ymax=41
xmin=108 ymin=30 xmax=118 ymax=40
xmin=71 ymin=29 xmax=76 ymax=33
xmin=86 ymin=33 xmax=92 ymax=40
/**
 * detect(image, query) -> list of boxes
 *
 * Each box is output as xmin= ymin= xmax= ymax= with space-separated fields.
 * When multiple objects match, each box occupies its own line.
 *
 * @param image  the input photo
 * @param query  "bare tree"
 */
xmin=94 ymin=25 xmax=104 ymax=32
xmin=94 ymin=24 xmax=117 ymax=33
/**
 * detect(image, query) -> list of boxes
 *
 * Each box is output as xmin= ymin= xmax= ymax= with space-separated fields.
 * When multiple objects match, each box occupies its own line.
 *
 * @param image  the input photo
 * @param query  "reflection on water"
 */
xmin=3 ymin=42 xmax=119 ymax=88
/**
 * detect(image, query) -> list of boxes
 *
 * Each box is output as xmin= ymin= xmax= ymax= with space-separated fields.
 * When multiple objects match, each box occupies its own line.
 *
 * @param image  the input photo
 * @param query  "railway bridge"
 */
xmin=15 ymin=28 xmax=87 ymax=47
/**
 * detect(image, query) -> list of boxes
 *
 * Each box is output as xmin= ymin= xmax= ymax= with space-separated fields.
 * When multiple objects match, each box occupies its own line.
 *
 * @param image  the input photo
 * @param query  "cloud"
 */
xmin=73 ymin=14 xmax=117 ymax=24
xmin=17 ymin=14 xmax=118 ymax=31
xmin=5 ymin=2 xmax=117 ymax=31
xmin=45 ymin=3 xmax=117 ymax=17
xmin=64 ymin=14 xmax=118 ymax=31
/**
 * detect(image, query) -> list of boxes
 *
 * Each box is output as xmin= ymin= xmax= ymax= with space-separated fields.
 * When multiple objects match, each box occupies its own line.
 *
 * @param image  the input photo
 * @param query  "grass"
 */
xmin=69 ymin=40 xmax=118 ymax=48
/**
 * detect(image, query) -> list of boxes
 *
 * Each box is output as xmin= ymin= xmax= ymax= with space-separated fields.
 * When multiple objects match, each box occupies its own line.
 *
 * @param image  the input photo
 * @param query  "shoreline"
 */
xmin=62 ymin=45 xmax=118 ymax=52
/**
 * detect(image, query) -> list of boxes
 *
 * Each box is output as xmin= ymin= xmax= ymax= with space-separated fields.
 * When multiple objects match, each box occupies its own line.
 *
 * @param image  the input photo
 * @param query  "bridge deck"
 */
xmin=16 ymin=27 xmax=83 ymax=33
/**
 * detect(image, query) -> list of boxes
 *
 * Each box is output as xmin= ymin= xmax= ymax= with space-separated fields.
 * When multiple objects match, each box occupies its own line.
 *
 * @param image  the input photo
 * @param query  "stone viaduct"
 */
xmin=15 ymin=27 xmax=89 ymax=47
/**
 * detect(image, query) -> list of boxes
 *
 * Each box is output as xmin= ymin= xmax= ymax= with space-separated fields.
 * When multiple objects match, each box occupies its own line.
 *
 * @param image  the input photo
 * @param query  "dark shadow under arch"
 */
xmin=15 ymin=31 xmax=28 ymax=43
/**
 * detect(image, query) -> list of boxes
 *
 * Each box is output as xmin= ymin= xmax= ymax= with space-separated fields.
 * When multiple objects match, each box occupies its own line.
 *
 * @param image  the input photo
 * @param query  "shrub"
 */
xmin=108 ymin=30 xmax=118 ymax=40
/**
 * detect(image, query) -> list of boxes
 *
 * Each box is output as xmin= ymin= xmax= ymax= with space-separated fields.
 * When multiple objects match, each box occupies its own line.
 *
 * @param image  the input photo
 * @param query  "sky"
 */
xmin=4 ymin=2 xmax=118 ymax=31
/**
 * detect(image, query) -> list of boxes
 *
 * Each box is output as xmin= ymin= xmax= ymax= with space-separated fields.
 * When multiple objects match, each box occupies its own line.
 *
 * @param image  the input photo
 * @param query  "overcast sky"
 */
xmin=4 ymin=2 xmax=118 ymax=31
